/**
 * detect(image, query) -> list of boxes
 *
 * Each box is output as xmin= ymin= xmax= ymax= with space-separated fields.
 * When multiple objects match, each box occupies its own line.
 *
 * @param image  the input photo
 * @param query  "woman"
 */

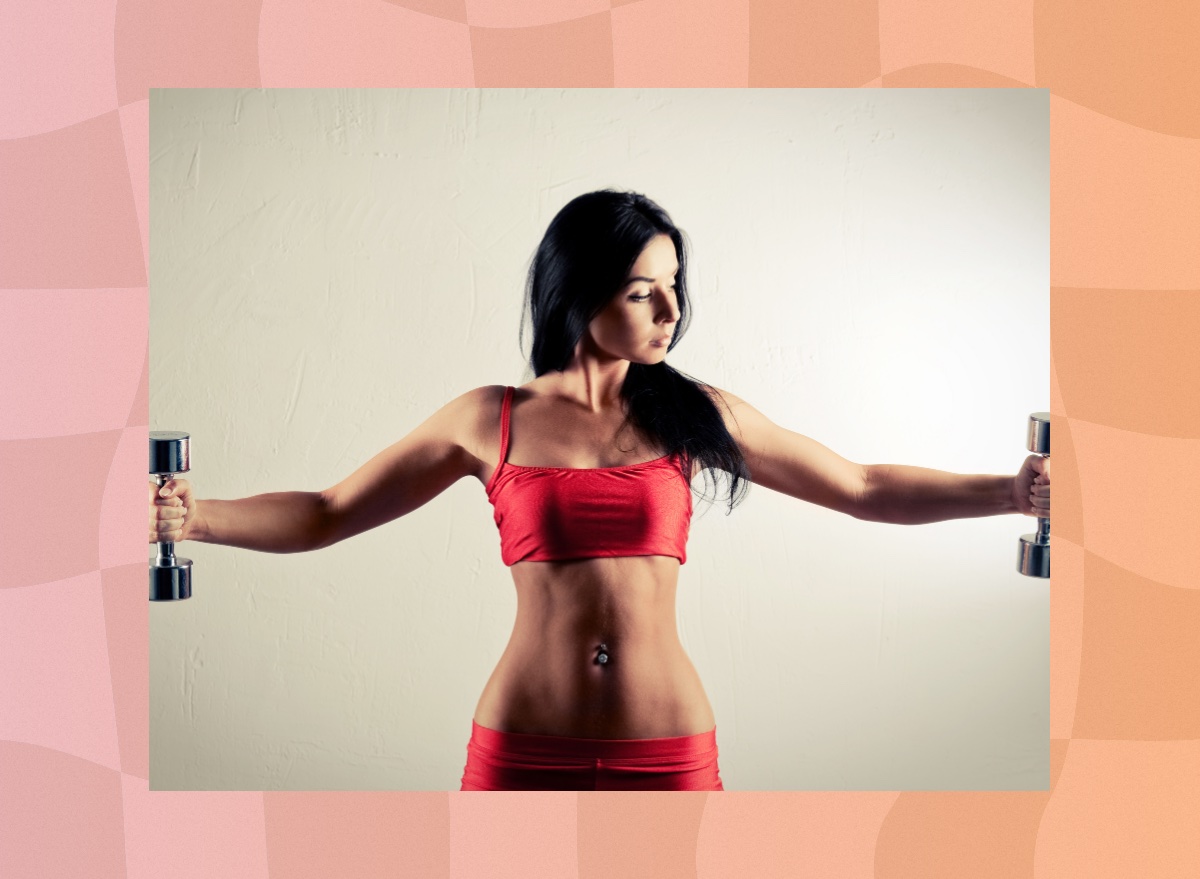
xmin=148 ymin=190 xmax=1051 ymax=791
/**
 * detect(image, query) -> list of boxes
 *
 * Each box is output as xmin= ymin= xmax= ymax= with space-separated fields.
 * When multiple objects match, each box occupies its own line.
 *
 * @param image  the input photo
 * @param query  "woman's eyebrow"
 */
xmin=624 ymin=268 xmax=680 ymax=284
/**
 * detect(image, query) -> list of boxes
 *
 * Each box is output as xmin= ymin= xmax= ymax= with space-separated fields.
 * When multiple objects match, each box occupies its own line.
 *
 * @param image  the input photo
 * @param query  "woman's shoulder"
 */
xmin=456 ymin=381 xmax=538 ymax=405
xmin=449 ymin=385 xmax=508 ymax=430
xmin=696 ymin=381 xmax=736 ymax=408
xmin=451 ymin=381 xmax=546 ymax=423
xmin=692 ymin=381 xmax=743 ymax=434
xmin=447 ymin=385 xmax=516 ymax=480
xmin=457 ymin=384 xmax=509 ymax=405
xmin=691 ymin=382 xmax=783 ymax=451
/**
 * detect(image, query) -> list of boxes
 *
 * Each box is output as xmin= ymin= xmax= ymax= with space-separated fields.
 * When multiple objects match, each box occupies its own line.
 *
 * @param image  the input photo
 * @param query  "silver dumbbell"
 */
xmin=1016 ymin=412 xmax=1049 ymax=578
xmin=149 ymin=431 xmax=193 ymax=601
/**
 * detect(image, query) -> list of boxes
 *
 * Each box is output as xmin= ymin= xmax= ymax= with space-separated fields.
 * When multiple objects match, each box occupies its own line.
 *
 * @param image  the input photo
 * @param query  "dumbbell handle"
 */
xmin=153 ymin=472 xmax=178 ymax=566
xmin=1029 ymin=450 xmax=1050 ymax=545
xmin=1028 ymin=412 xmax=1050 ymax=543
xmin=1034 ymin=493 xmax=1049 ymax=541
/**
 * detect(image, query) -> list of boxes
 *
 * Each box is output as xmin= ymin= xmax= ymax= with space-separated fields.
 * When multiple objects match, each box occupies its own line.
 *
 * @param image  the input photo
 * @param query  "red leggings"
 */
xmin=460 ymin=721 xmax=724 ymax=791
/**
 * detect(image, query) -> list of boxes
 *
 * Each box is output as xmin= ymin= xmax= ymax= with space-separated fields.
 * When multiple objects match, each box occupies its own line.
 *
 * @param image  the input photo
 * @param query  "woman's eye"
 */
xmin=630 ymin=294 xmax=651 ymax=302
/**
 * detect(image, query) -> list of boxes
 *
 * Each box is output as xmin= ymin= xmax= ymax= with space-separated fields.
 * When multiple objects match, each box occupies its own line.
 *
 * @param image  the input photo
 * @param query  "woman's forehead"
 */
xmin=626 ymin=235 xmax=678 ymax=281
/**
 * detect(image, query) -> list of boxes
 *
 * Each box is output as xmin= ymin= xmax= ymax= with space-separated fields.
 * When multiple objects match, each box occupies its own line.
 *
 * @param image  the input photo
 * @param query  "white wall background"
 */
xmin=149 ymin=88 xmax=1049 ymax=791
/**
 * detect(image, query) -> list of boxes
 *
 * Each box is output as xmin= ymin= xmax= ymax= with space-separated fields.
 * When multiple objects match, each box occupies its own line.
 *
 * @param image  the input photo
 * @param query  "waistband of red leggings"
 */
xmin=469 ymin=720 xmax=718 ymax=760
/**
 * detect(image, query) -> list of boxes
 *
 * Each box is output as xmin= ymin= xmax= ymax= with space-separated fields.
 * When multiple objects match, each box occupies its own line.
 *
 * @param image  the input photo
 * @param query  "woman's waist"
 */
xmin=476 ymin=638 xmax=714 ymax=738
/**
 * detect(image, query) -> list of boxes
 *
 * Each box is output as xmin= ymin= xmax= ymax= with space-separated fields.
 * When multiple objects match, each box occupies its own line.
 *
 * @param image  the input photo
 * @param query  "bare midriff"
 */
xmin=471 ymin=554 xmax=715 ymax=739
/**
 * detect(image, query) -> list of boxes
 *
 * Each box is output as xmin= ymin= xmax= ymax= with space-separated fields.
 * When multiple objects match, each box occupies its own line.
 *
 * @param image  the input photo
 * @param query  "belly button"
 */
xmin=596 ymin=643 xmax=610 ymax=666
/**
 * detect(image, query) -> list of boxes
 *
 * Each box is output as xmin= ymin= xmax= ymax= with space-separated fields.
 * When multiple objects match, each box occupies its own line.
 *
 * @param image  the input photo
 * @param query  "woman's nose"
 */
xmin=658 ymin=291 xmax=680 ymax=321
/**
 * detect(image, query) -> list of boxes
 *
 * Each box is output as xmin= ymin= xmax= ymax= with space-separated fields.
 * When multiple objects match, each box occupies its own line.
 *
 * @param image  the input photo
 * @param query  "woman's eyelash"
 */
xmin=630 ymin=286 xmax=676 ymax=302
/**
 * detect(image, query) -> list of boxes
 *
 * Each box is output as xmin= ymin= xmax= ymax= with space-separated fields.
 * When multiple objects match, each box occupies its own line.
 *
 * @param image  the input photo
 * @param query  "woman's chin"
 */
xmin=634 ymin=350 xmax=668 ymax=364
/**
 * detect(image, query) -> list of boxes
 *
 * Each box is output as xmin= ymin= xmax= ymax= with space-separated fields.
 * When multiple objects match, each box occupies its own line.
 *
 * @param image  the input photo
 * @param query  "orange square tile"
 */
xmin=747 ymin=0 xmax=879 ymax=86
xmin=879 ymin=0 xmax=1035 ymax=84
xmin=1074 ymin=552 xmax=1200 ymax=739
xmin=1036 ymin=0 xmax=1200 ymax=138
xmin=471 ymin=13 xmax=616 ymax=85
xmin=613 ymin=0 xmax=749 ymax=87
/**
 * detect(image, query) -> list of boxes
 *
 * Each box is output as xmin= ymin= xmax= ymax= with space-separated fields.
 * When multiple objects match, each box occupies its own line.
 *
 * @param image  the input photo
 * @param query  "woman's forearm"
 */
xmin=861 ymin=464 xmax=1017 ymax=525
xmin=191 ymin=491 xmax=333 ymax=553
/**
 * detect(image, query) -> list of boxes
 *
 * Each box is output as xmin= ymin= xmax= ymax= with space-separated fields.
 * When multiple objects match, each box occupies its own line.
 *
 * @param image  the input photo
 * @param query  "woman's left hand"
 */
xmin=1012 ymin=454 xmax=1050 ymax=517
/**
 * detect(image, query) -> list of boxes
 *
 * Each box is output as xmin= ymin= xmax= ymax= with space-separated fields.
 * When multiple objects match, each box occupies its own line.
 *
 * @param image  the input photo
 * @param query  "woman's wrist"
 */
xmin=183 ymin=499 xmax=209 ymax=542
xmin=1006 ymin=476 xmax=1021 ymax=514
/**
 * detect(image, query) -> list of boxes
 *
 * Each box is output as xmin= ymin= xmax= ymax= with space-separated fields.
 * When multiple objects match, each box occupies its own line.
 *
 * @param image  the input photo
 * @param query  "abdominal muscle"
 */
xmin=471 ymin=554 xmax=716 ymax=739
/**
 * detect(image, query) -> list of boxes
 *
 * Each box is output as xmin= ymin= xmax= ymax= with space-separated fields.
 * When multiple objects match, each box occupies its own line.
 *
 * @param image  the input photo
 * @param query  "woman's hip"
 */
xmin=460 ymin=720 xmax=724 ymax=791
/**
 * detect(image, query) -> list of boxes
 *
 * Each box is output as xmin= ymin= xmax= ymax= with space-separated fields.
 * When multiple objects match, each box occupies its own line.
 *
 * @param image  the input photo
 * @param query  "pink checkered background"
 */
xmin=1 ymin=0 xmax=1198 ymax=876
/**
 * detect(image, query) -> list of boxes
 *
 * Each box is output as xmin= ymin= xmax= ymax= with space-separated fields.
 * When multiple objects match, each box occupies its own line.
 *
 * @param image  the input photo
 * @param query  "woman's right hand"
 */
xmin=148 ymin=478 xmax=198 ymax=544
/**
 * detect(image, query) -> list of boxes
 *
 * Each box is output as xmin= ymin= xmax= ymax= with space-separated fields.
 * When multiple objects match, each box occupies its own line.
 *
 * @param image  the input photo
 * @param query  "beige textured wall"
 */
xmin=149 ymin=88 xmax=1048 ymax=790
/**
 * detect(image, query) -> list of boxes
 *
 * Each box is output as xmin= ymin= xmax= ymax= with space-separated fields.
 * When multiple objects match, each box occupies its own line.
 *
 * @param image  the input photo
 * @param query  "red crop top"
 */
xmin=485 ymin=386 xmax=693 ymax=566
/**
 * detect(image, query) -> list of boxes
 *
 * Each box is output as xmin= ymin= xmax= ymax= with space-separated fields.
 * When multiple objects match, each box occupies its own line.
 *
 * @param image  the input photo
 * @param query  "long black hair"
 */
xmin=519 ymin=189 xmax=750 ymax=515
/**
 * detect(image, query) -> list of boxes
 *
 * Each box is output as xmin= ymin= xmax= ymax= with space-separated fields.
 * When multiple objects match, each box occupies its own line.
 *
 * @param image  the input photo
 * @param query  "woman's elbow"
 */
xmin=852 ymin=464 xmax=888 ymax=523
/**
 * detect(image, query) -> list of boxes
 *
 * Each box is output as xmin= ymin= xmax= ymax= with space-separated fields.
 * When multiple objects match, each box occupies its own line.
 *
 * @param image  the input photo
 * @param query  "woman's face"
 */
xmin=585 ymin=234 xmax=681 ymax=364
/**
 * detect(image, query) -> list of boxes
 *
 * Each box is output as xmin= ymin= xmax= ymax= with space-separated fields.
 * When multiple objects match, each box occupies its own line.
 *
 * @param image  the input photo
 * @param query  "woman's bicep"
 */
xmin=318 ymin=390 xmax=485 ymax=546
xmin=708 ymin=386 xmax=868 ymax=518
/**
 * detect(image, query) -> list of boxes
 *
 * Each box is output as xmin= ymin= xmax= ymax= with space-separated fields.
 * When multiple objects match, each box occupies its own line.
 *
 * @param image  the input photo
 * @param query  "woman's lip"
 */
xmin=652 ymin=335 xmax=672 ymax=344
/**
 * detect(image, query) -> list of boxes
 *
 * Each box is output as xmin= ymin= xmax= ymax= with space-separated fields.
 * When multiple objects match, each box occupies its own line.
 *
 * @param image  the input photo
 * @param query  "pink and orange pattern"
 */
xmin=2 ymin=0 xmax=1198 ymax=876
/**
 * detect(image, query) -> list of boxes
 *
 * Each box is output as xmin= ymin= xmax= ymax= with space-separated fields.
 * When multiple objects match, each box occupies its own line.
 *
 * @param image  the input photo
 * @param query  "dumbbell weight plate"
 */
xmin=150 ymin=430 xmax=190 ymax=475
xmin=150 ymin=557 xmax=193 ymax=601
xmin=1017 ymin=534 xmax=1049 ymax=578
xmin=1026 ymin=412 xmax=1049 ymax=456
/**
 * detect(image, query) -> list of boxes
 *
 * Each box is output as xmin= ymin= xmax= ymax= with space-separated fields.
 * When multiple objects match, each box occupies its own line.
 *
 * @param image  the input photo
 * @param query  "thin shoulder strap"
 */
xmin=485 ymin=386 xmax=514 ymax=495
xmin=498 ymin=386 xmax=514 ymax=465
